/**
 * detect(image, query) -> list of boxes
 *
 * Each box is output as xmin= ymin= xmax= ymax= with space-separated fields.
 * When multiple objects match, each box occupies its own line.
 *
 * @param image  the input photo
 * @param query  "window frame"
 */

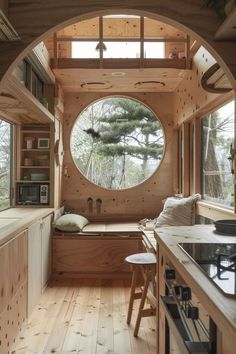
xmin=70 ymin=96 xmax=166 ymax=190
xmin=199 ymin=98 xmax=235 ymax=210
xmin=0 ymin=118 xmax=14 ymax=212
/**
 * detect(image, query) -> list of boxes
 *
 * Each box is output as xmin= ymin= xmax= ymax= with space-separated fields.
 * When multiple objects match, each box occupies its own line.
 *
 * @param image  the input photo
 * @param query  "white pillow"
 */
xmin=154 ymin=194 xmax=201 ymax=227
xmin=55 ymin=214 xmax=89 ymax=232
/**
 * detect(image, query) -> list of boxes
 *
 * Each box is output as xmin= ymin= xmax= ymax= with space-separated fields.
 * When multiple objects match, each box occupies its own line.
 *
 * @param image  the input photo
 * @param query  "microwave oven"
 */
xmin=17 ymin=183 xmax=49 ymax=205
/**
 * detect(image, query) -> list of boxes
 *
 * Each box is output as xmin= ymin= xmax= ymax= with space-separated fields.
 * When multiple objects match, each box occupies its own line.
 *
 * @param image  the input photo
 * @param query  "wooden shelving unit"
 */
xmin=15 ymin=123 xmax=54 ymax=207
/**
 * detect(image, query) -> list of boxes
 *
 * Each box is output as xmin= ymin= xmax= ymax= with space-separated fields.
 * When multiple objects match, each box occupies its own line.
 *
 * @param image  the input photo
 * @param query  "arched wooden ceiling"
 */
xmin=0 ymin=0 xmax=235 ymax=92
xmin=44 ymin=15 xmax=192 ymax=93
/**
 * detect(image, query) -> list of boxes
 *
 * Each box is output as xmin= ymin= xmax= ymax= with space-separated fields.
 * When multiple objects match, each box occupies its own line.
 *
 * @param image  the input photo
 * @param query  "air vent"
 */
xmin=80 ymin=82 xmax=112 ymax=90
xmin=0 ymin=10 xmax=20 ymax=41
xmin=134 ymin=81 xmax=166 ymax=89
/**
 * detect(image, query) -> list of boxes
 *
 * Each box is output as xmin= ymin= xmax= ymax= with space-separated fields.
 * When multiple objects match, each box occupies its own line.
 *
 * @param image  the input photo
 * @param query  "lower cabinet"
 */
xmin=0 ymin=230 xmax=28 ymax=354
xmin=53 ymin=234 xmax=142 ymax=278
xmin=28 ymin=214 xmax=52 ymax=315
xmin=41 ymin=214 xmax=52 ymax=289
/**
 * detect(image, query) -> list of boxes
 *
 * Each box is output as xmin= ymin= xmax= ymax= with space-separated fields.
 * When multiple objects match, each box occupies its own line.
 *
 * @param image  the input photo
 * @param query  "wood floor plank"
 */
xmin=33 ymin=279 xmax=73 ymax=354
xmin=96 ymin=279 xmax=114 ymax=354
xmin=43 ymin=280 xmax=80 ymax=353
xmin=61 ymin=279 xmax=92 ymax=352
xmin=12 ymin=279 xmax=157 ymax=354
xmin=112 ymin=279 xmax=132 ymax=354
xmin=123 ymin=279 xmax=153 ymax=354
xmin=11 ymin=279 xmax=71 ymax=354
xmin=76 ymin=279 xmax=101 ymax=354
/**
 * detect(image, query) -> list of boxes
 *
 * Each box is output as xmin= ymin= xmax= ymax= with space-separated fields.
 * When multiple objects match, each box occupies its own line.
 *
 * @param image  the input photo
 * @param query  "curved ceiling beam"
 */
xmin=201 ymin=63 xmax=232 ymax=93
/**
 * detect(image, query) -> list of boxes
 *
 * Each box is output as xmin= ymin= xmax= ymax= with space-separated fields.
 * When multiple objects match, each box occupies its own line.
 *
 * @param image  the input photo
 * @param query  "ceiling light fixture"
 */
xmin=134 ymin=80 xmax=166 ymax=88
xmin=95 ymin=42 xmax=107 ymax=51
xmin=111 ymin=72 xmax=126 ymax=77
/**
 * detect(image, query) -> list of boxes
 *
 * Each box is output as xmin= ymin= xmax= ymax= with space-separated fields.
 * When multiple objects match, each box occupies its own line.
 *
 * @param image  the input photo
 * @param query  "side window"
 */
xmin=201 ymin=100 xmax=235 ymax=207
xmin=190 ymin=122 xmax=195 ymax=195
xmin=0 ymin=119 xmax=13 ymax=210
xmin=178 ymin=127 xmax=183 ymax=194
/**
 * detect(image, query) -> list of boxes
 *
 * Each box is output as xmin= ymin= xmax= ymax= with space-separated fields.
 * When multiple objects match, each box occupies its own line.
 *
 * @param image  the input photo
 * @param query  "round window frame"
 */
xmin=70 ymin=95 xmax=166 ymax=191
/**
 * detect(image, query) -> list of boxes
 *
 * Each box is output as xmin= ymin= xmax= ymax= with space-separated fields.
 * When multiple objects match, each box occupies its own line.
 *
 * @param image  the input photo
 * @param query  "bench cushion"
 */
xmin=55 ymin=214 xmax=89 ymax=232
xmin=154 ymin=194 xmax=201 ymax=227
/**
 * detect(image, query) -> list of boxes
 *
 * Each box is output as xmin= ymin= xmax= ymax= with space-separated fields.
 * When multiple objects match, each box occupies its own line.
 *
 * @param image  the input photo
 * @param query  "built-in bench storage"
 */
xmin=52 ymin=230 xmax=143 ymax=278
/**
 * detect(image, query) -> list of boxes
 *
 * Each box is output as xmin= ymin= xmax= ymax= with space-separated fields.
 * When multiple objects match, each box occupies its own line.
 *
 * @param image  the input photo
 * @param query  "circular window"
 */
xmin=71 ymin=97 xmax=164 ymax=189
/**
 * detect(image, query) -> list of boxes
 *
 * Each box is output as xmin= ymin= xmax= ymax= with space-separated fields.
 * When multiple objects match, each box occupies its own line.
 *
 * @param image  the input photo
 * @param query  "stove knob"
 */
xmin=165 ymin=269 xmax=176 ymax=280
xmin=186 ymin=306 xmax=199 ymax=320
xmin=173 ymin=285 xmax=182 ymax=297
xmin=181 ymin=286 xmax=191 ymax=301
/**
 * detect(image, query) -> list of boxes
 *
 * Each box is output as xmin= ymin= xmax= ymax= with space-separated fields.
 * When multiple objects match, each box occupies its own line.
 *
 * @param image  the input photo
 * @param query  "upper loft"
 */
xmin=44 ymin=15 xmax=193 ymax=93
xmin=0 ymin=13 xmax=234 ymax=124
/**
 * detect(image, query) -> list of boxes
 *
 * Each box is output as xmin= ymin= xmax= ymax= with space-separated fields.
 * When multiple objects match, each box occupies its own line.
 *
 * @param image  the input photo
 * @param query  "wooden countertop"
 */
xmin=140 ymin=227 xmax=156 ymax=251
xmin=154 ymin=225 xmax=236 ymax=342
xmin=83 ymin=222 xmax=140 ymax=233
xmin=0 ymin=208 xmax=54 ymax=247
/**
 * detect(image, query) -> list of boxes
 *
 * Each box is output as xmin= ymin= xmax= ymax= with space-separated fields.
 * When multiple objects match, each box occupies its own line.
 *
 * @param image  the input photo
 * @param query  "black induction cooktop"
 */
xmin=178 ymin=243 xmax=236 ymax=297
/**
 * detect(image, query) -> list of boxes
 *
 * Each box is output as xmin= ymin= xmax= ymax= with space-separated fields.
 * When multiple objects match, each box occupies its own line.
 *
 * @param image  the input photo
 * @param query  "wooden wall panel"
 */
xmin=62 ymin=91 xmax=175 ymax=221
xmin=0 ymin=283 xmax=27 ymax=354
xmin=0 ymin=240 xmax=10 ymax=313
xmin=173 ymin=46 xmax=231 ymax=126
xmin=0 ymin=0 xmax=8 ymax=15
xmin=28 ymin=221 xmax=42 ymax=316
xmin=53 ymin=237 xmax=142 ymax=277
xmin=0 ymin=231 xmax=27 ymax=354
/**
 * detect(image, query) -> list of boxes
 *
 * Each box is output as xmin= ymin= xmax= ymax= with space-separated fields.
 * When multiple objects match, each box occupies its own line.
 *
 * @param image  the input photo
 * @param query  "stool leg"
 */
xmin=127 ymin=265 xmax=139 ymax=324
xmin=133 ymin=270 xmax=150 ymax=337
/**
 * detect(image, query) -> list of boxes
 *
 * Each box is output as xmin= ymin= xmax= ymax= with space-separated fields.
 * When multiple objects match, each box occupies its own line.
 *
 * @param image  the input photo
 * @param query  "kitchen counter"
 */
xmin=155 ymin=224 xmax=236 ymax=352
xmin=0 ymin=207 xmax=54 ymax=247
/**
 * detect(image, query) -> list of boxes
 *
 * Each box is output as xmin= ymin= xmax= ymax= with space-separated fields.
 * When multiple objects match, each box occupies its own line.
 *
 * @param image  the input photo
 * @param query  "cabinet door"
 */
xmin=41 ymin=214 xmax=52 ymax=289
xmin=28 ymin=221 xmax=42 ymax=316
xmin=0 ymin=231 xmax=28 ymax=353
xmin=53 ymin=237 xmax=142 ymax=275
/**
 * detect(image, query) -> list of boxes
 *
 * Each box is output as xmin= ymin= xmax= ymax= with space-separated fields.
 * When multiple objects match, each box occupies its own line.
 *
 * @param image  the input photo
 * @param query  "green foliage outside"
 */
xmin=71 ymin=97 xmax=164 ymax=189
xmin=0 ymin=119 xmax=11 ymax=210
xmin=201 ymin=100 xmax=234 ymax=207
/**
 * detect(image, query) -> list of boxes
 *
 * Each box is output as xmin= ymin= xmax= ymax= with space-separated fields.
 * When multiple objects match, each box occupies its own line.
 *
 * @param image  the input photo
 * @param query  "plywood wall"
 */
xmin=0 ymin=230 xmax=27 ymax=354
xmin=62 ymin=92 xmax=176 ymax=221
xmin=173 ymin=47 xmax=222 ymax=125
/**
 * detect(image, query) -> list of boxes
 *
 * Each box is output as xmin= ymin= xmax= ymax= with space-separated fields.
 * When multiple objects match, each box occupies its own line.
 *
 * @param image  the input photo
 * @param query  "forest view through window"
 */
xmin=71 ymin=97 xmax=164 ymax=189
xmin=0 ymin=119 xmax=12 ymax=210
xmin=201 ymin=101 xmax=235 ymax=207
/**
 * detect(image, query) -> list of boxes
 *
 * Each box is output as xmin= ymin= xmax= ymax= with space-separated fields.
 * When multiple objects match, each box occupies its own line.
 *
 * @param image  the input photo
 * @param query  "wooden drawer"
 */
xmin=53 ymin=236 xmax=142 ymax=278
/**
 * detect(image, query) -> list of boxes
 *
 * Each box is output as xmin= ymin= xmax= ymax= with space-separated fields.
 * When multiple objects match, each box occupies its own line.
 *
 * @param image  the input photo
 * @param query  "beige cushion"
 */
xmin=154 ymin=194 xmax=201 ymax=227
xmin=55 ymin=214 xmax=89 ymax=232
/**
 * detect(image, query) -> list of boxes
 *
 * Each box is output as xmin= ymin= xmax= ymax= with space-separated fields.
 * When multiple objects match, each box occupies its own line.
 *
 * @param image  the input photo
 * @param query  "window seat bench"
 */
xmin=52 ymin=222 xmax=145 ymax=279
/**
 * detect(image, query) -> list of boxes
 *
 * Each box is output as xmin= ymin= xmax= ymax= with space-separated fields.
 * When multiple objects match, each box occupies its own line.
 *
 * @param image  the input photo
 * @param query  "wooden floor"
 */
xmin=11 ymin=279 xmax=156 ymax=354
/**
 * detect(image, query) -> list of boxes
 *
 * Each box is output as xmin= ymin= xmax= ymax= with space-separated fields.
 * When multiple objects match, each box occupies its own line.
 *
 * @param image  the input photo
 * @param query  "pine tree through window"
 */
xmin=71 ymin=97 xmax=164 ymax=189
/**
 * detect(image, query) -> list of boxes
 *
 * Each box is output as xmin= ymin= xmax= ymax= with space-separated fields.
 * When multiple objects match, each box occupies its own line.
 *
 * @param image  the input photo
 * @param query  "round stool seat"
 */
xmin=125 ymin=252 xmax=156 ymax=265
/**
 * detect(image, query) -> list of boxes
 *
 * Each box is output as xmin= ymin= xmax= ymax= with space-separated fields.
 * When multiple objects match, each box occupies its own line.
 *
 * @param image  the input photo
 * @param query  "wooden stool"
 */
xmin=125 ymin=252 xmax=156 ymax=337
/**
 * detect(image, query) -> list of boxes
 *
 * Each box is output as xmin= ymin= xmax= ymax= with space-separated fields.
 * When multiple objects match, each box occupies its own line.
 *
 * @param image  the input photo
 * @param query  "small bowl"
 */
xmin=214 ymin=219 xmax=236 ymax=235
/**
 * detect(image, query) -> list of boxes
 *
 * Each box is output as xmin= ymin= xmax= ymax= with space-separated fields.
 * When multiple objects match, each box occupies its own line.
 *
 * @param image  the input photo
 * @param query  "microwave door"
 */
xmin=21 ymin=184 xmax=40 ymax=204
xmin=28 ymin=185 xmax=40 ymax=204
